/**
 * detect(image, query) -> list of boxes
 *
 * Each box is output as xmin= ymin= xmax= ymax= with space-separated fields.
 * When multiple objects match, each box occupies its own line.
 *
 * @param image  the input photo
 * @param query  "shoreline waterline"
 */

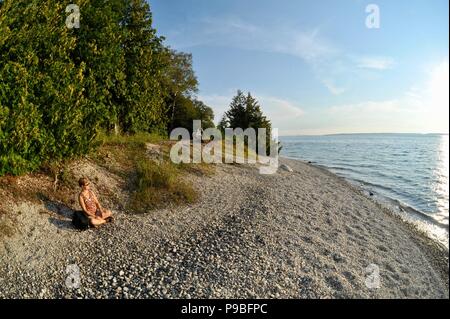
xmin=280 ymin=154 xmax=449 ymax=250
xmin=1 ymin=155 xmax=448 ymax=298
xmin=280 ymin=133 xmax=449 ymax=250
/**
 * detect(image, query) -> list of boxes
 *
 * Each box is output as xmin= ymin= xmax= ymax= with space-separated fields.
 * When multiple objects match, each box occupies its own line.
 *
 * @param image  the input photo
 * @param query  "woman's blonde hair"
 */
xmin=78 ymin=177 xmax=90 ymax=187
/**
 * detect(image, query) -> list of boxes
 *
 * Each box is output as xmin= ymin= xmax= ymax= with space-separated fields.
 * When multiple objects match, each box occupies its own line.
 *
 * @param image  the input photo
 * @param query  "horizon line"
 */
xmin=278 ymin=132 xmax=450 ymax=137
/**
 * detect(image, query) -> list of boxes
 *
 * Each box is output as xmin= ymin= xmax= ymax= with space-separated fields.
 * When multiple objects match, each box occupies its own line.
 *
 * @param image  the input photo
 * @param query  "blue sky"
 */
xmin=150 ymin=0 xmax=449 ymax=135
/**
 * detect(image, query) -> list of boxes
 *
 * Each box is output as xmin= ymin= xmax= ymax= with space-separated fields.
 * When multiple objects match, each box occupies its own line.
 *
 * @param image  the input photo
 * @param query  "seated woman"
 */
xmin=78 ymin=177 xmax=113 ymax=227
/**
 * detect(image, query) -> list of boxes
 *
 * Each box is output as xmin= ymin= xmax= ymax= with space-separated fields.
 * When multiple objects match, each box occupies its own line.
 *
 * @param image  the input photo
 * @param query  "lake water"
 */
xmin=280 ymin=133 xmax=449 ymax=248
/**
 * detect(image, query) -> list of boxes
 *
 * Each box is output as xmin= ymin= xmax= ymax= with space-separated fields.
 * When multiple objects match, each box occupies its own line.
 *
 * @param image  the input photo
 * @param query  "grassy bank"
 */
xmin=92 ymin=132 xmax=211 ymax=213
xmin=0 ymin=132 xmax=265 ymax=240
xmin=0 ymin=133 xmax=214 ymax=240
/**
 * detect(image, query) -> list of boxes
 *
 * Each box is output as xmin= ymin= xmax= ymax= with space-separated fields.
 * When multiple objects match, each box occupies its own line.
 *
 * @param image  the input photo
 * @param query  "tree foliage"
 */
xmin=223 ymin=91 xmax=271 ymax=132
xmin=172 ymin=97 xmax=214 ymax=134
xmin=221 ymin=90 xmax=274 ymax=153
xmin=119 ymin=0 xmax=168 ymax=134
xmin=1 ymin=1 xmax=89 ymax=174
xmin=161 ymin=50 xmax=199 ymax=132
xmin=0 ymin=0 xmax=209 ymax=175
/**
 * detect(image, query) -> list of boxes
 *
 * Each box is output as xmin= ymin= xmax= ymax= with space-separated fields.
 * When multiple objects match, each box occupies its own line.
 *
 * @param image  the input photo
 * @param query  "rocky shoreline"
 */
xmin=0 ymin=158 xmax=448 ymax=298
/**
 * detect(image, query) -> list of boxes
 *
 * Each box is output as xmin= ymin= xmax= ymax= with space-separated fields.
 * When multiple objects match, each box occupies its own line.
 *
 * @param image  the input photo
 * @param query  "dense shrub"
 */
xmin=0 ymin=0 xmax=201 ymax=175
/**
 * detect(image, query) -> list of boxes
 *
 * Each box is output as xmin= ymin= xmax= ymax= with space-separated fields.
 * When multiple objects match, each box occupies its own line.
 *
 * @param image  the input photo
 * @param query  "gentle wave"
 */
xmin=280 ymin=133 xmax=449 ymax=248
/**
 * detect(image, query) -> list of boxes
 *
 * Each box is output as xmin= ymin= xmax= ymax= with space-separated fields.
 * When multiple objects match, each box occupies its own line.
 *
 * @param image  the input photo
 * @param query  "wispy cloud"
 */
xmin=324 ymin=59 xmax=449 ymax=134
xmin=273 ymin=28 xmax=337 ymax=62
xmin=321 ymin=78 xmax=346 ymax=95
xmin=355 ymin=56 xmax=395 ymax=70
xmin=257 ymin=95 xmax=304 ymax=119
xmin=199 ymin=59 xmax=448 ymax=135
xmin=202 ymin=17 xmax=261 ymax=35
xmin=171 ymin=15 xmax=394 ymax=95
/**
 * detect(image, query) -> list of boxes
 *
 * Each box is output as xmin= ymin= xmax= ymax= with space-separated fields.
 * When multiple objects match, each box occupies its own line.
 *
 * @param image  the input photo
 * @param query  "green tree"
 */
xmin=217 ymin=114 xmax=229 ymax=134
xmin=172 ymin=97 xmax=214 ymax=134
xmin=244 ymin=92 xmax=271 ymax=133
xmin=220 ymin=90 xmax=275 ymax=154
xmin=224 ymin=90 xmax=247 ymax=129
xmin=193 ymin=100 xmax=215 ymax=130
xmin=73 ymin=0 xmax=127 ymax=135
xmin=161 ymin=49 xmax=199 ymax=132
xmin=119 ymin=0 xmax=167 ymax=134
xmin=0 ymin=0 xmax=89 ymax=174
xmin=0 ymin=0 xmax=211 ymax=176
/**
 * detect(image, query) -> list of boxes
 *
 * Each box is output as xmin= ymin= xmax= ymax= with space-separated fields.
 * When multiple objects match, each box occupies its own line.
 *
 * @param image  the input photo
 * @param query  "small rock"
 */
xmin=279 ymin=164 xmax=293 ymax=172
xmin=332 ymin=253 xmax=344 ymax=263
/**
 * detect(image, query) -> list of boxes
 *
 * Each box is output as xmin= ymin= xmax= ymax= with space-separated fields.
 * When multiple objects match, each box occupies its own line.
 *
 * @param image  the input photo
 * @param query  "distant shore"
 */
xmin=0 ymin=157 xmax=448 ymax=298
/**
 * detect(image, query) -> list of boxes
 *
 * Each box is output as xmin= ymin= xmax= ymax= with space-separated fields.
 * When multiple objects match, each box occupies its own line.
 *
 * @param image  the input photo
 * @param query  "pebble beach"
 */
xmin=0 ymin=158 xmax=448 ymax=298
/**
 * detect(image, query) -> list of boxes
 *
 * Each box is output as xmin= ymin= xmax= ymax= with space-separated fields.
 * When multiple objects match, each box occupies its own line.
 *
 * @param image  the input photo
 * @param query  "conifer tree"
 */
xmin=221 ymin=90 xmax=275 ymax=154
xmin=225 ymin=90 xmax=247 ymax=129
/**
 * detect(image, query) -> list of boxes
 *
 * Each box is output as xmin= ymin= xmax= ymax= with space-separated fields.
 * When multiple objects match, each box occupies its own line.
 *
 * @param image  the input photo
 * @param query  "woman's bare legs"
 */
xmin=101 ymin=209 xmax=112 ymax=219
xmin=89 ymin=217 xmax=107 ymax=227
xmin=88 ymin=210 xmax=113 ymax=227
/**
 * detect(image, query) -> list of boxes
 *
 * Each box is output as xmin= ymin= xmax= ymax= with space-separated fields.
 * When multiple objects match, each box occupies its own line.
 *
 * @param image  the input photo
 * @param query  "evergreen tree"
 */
xmin=244 ymin=92 xmax=270 ymax=131
xmin=224 ymin=90 xmax=270 ymax=131
xmin=221 ymin=90 xmax=274 ymax=154
xmin=225 ymin=90 xmax=247 ymax=129
xmin=217 ymin=114 xmax=229 ymax=134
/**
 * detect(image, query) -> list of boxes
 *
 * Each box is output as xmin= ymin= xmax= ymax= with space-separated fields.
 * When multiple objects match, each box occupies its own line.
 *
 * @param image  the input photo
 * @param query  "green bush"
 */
xmin=0 ymin=0 xmax=171 ymax=176
xmin=130 ymin=158 xmax=197 ymax=213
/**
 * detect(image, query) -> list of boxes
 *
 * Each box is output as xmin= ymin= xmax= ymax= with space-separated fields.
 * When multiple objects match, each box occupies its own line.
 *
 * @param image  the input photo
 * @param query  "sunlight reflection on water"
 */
xmin=281 ymin=133 xmax=449 ymax=248
xmin=434 ymin=135 xmax=449 ymax=224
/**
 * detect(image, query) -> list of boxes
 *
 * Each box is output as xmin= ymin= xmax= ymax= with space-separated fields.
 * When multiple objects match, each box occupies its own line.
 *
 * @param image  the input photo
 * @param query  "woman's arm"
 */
xmin=79 ymin=194 xmax=96 ymax=217
xmin=92 ymin=191 xmax=104 ymax=212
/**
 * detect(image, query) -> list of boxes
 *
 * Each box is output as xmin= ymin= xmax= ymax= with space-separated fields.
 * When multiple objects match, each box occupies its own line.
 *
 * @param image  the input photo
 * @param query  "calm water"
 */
xmin=280 ymin=134 xmax=449 ymax=248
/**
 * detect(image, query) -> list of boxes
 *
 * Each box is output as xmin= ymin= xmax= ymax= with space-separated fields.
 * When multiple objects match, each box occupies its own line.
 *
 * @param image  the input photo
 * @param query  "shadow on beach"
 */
xmin=37 ymin=193 xmax=75 ymax=231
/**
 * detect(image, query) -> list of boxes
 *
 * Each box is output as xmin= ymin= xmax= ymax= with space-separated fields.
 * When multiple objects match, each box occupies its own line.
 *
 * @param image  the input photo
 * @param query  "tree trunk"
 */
xmin=170 ymin=92 xmax=178 ymax=131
